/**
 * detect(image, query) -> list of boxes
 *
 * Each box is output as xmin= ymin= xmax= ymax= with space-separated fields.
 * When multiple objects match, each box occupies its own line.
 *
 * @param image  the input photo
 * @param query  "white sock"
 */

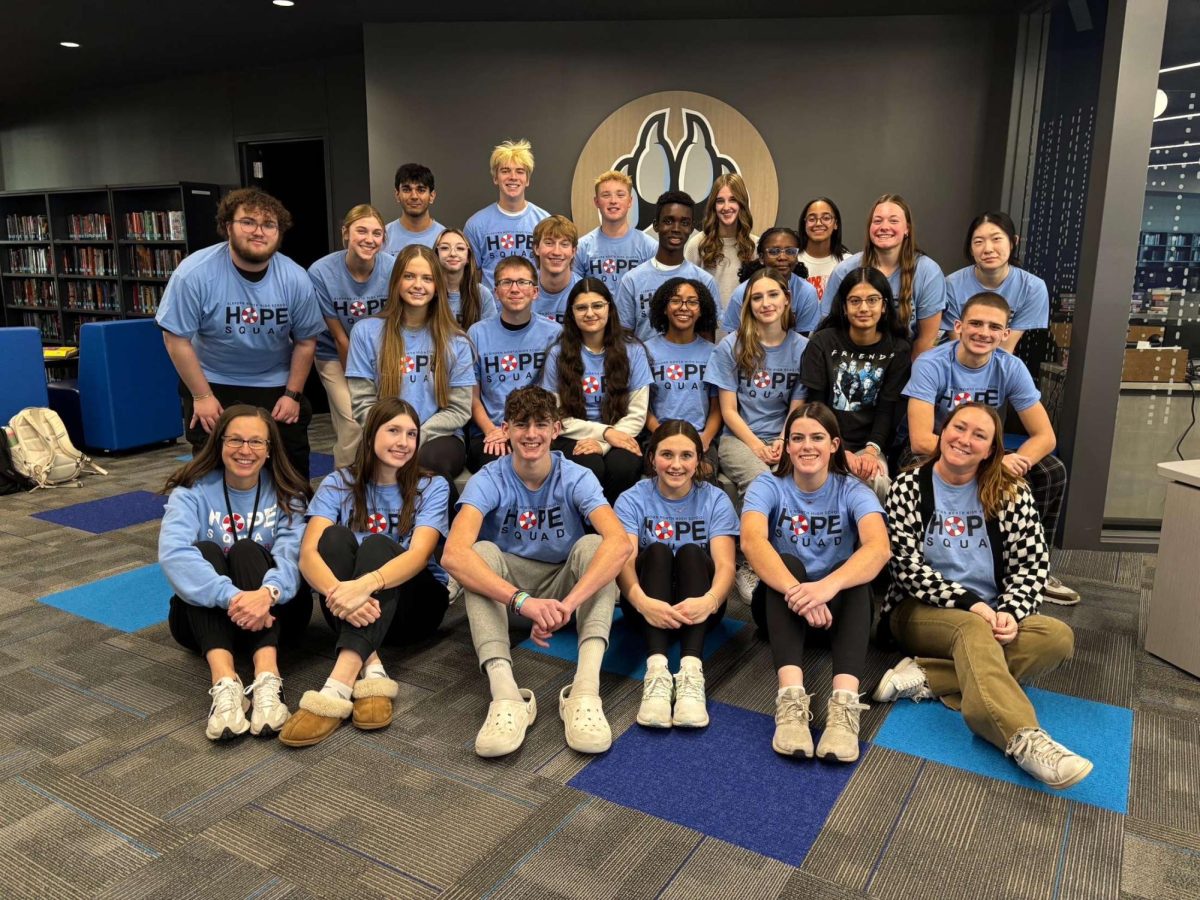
xmin=321 ymin=678 xmax=353 ymax=701
xmin=778 ymin=684 xmax=804 ymax=697
xmin=646 ymin=653 xmax=669 ymax=672
xmin=679 ymin=656 xmax=702 ymax=674
xmin=485 ymin=658 xmax=522 ymax=702
xmin=572 ymin=637 xmax=605 ymax=697
xmin=361 ymin=660 xmax=388 ymax=681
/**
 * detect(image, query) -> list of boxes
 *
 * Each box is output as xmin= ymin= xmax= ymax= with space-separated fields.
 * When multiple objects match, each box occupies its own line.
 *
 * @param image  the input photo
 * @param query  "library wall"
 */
xmin=363 ymin=15 xmax=1017 ymax=266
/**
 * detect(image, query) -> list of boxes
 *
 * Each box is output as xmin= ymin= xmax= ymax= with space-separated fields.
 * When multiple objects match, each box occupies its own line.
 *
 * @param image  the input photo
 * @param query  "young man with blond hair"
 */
xmin=575 ymin=170 xmax=656 ymax=295
xmin=465 ymin=139 xmax=550 ymax=291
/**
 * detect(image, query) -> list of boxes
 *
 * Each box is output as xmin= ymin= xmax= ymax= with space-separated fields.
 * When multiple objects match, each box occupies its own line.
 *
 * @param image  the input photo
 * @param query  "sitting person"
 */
xmin=159 ymin=404 xmax=312 ymax=741
xmin=876 ymin=401 xmax=1091 ymax=789
xmin=614 ymin=420 xmax=737 ymax=728
xmin=720 ymin=228 xmax=822 ymax=336
xmin=741 ymin=403 xmax=890 ymax=762
xmin=442 ymin=385 xmax=631 ymax=758
xmin=279 ymin=399 xmax=451 ymax=747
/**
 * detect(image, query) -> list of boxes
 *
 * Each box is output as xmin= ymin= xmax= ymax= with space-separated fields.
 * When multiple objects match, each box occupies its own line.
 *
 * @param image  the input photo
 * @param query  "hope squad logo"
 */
xmin=572 ymin=91 xmax=779 ymax=233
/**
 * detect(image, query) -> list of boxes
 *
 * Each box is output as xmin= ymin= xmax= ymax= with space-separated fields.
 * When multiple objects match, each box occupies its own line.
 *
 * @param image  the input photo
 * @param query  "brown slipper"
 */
xmin=352 ymin=677 xmax=398 ymax=730
xmin=278 ymin=690 xmax=353 ymax=747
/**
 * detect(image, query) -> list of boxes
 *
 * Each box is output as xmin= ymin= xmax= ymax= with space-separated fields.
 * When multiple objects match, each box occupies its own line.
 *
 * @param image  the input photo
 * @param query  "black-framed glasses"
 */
xmin=805 ymin=214 xmax=835 ymax=225
xmin=223 ymin=437 xmax=269 ymax=450
xmin=496 ymin=278 xmax=536 ymax=290
xmin=667 ymin=297 xmax=701 ymax=309
xmin=233 ymin=218 xmax=279 ymax=234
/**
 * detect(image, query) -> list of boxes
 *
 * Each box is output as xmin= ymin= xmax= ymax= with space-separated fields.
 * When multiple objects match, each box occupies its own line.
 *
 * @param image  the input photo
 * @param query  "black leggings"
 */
xmin=466 ymin=430 xmax=506 ymax=473
xmin=552 ymin=436 xmax=642 ymax=504
xmin=750 ymin=553 xmax=870 ymax=680
xmin=317 ymin=526 xmax=449 ymax=659
xmin=168 ymin=540 xmax=312 ymax=657
xmin=619 ymin=542 xmax=723 ymax=659
xmin=419 ymin=435 xmax=463 ymax=513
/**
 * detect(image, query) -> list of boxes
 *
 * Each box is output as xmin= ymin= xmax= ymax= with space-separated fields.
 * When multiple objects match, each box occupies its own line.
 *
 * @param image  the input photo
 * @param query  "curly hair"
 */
xmin=697 ymin=174 xmax=756 ymax=271
xmin=216 ymin=188 xmax=293 ymax=238
xmin=648 ymin=277 xmax=718 ymax=335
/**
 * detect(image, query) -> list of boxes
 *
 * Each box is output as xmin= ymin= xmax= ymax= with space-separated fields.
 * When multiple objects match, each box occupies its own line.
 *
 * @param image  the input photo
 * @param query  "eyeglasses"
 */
xmin=223 ymin=437 xmax=269 ymax=450
xmin=764 ymin=247 xmax=800 ymax=258
xmin=805 ymin=214 xmax=835 ymax=225
xmin=667 ymin=297 xmax=701 ymax=309
xmin=573 ymin=301 xmax=609 ymax=315
xmin=496 ymin=278 xmax=536 ymax=290
xmin=847 ymin=295 xmax=883 ymax=309
xmin=233 ymin=217 xmax=279 ymax=234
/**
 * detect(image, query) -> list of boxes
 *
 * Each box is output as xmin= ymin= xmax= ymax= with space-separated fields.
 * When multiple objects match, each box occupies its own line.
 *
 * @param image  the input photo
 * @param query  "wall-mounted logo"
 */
xmin=571 ymin=91 xmax=779 ymax=232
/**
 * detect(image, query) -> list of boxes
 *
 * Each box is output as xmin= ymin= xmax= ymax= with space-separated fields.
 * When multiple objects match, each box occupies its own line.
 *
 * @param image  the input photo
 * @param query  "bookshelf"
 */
xmin=1135 ymin=230 xmax=1200 ymax=291
xmin=0 ymin=182 xmax=220 ymax=343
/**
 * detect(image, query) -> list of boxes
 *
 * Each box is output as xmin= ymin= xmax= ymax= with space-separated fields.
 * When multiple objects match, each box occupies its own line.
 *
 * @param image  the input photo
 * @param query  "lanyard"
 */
xmin=222 ymin=474 xmax=262 ymax=543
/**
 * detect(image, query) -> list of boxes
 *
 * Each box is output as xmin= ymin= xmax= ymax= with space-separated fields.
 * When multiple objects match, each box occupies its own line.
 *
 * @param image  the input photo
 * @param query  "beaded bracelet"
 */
xmin=509 ymin=589 xmax=530 ymax=613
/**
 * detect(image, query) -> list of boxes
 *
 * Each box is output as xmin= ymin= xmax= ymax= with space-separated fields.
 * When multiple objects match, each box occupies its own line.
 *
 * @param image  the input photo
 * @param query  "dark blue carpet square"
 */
xmin=311 ymin=453 xmax=334 ymax=478
xmin=570 ymin=700 xmax=861 ymax=866
xmin=873 ymin=686 xmax=1132 ymax=813
xmin=33 ymin=490 xmax=167 ymax=534
xmin=38 ymin=563 xmax=171 ymax=632
xmin=517 ymin=607 xmax=743 ymax=680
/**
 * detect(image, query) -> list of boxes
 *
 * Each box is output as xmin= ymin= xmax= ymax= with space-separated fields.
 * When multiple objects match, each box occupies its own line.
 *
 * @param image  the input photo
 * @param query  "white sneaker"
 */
xmin=772 ymin=687 xmax=814 ymax=758
xmin=672 ymin=666 xmax=709 ymax=728
xmin=445 ymin=575 xmax=464 ymax=606
xmin=206 ymin=677 xmax=250 ymax=741
xmin=559 ymin=686 xmax=612 ymax=753
xmin=247 ymin=672 xmax=290 ymax=736
xmin=475 ymin=688 xmax=537 ymax=758
xmin=1006 ymin=727 xmax=1093 ymax=789
xmin=1043 ymin=575 xmax=1081 ymax=606
xmin=873 ymin=657 xmax=935 ymax=703
xmin=734 ymin=560 xmax=760 ymax=603
xmin=637 ymin=667 xmax=673 ymax=728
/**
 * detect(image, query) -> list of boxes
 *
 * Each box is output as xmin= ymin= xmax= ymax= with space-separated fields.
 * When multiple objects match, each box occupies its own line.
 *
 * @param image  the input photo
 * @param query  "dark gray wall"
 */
xmin=0 ymin=55 xmax=369 ymax=239
xmin=365 ymin=17 xmax=1017 ymax=266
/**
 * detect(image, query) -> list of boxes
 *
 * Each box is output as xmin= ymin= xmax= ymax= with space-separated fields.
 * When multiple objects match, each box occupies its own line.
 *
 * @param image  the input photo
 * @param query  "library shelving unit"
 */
xmin=0 ymin=182 xmax=220 ymax=344
xmin=1135 ymin=230 xmax=1200 ymax=291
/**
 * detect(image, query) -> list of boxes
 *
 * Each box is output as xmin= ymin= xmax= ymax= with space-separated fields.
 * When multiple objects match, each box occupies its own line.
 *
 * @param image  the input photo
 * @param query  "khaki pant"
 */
xmin=890 ymin=599 xmax=1074 ymax=750
xmin=315 ymin=357 xmax=362 ymax=468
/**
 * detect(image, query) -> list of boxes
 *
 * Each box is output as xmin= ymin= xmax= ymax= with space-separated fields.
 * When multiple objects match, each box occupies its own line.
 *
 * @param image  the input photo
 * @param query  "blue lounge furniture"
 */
xmin=0 ymin=327 xmax=50 ymax=423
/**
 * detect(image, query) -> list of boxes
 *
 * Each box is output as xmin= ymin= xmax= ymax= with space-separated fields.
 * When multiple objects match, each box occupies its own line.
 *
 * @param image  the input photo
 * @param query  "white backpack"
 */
xmin=6 ymin=408 xmax=108 ymax=488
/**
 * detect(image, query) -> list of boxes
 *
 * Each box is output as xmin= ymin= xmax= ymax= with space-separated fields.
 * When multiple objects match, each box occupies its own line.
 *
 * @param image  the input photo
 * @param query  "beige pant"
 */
xmin=315 ymin=357 xmax=362 ymax=468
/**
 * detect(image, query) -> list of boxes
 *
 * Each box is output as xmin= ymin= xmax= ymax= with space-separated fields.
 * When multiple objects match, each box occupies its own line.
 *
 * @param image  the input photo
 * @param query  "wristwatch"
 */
xmin=265 ymin=584 xmax=281 ymax=605
xmin=283 ymin=389 xmax=303 ymax=402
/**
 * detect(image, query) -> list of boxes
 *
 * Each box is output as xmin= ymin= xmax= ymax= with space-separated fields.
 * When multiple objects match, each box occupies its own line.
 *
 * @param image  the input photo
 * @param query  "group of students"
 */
xmin=154 ymin=138 xmax=1092 ymax=791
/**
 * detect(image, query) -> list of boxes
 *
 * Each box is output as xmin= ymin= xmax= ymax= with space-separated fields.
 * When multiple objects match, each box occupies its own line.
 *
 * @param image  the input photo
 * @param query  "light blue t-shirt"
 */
xmin=345 ymin=318 xmax=476 ymax=430
xmin=721 ymin=273 xmax=822 ymax=334
xmin=158 ymin=470 xmax=303 ymax=608
xmin=704 ymin=331 xmax=808 ymax=440
xmin=644 ymin=334 xmax=716 ymax=431
xmin=307 ymin=469 xmax=451 ymax=584
xmin=464 ymin=202 xmax=550 ymax=291
xmin=156 ymin=243 xmax=325 ymax=387
xmin=384 ymin=219 xmax=445 ymax=253
xmin=822 ymin=252 xmax=947 ymax=339
xmin=542 ymin=341 xmax=653 ymax=423
xmin=615 ymin=259 xmax=721 ymax=342
xmin=902 ymin=340 xmax=1042 ymax=432
xmin=924 ymin=470 xmax=997 ymax=604
xmin=533 ymin=275 xmax=580 ymax=324
xmin=575 ymin=227 xmax=658 ymax=293
xmin=940 ymin=266 xmax=1050 ymax=333
xmin=308 ymin=250 xmax=395 ymax=361
xmin=742 ymin=471 xmax=884 ymax=581
xmin=448 ymin=284 xmax=499 ymax=326
xmin=457 ymin=452 xmax=608 ymax=564
xmin=468 ymin=315 xmax=563 ymax=425
xmin=614 ymin=479 xmax=739 ymax=554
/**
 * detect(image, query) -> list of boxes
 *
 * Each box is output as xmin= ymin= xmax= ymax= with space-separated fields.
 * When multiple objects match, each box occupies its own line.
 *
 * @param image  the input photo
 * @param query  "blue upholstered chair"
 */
xmin=0 ymin=327 xmax=50 ymax=423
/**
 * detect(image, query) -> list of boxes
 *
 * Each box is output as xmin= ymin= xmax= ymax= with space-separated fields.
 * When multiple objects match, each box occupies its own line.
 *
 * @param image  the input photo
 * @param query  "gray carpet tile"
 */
xmin=1056 ymin=802 xmax=1124 ymax=900
xmin=1120 ymin=830 xmax=1200 ymax=900
xmin=1051 ymin=548 xmax=1121 ymax=582
xmin=658 ymin=838 xmax=796 ymax=900
xmin=1129 ymin=707 xmax=1200 ymax=837
xmin=1029 ymin=623 xmax=1137 ymax=708
xmin=1134 ymin=654 xmax=1200 ymax=718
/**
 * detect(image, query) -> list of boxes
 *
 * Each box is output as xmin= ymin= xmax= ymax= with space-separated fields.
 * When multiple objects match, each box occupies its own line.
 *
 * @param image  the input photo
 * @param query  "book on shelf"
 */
xmin=130 ymin=283 xmax=164 ymax=315
xmin=60 ymin=245 xmax=116 ymax=276
xmin=67 ymin=213 xmax=112 ymax=240
xmin=126 ymin=244 xmax=183 ymax=277
xmin=71 ymin=317 xmax=103 ymax=343
xmin=6 ymin=246 xmax=51 ymax=274
xmin=4 ymin=214 xmax=50 ymax=241
xmin=43 ymin=345 xmax=79 ymax=360
xmin=21 ymin=311 xmax=61 ymax=340
xmin=8 ymin=277 xmax=55 ymax=307
xmin=124 ymin=209 xmax=186 ymax=241
xmin=63 ymin=279 xmax=119 ymax=311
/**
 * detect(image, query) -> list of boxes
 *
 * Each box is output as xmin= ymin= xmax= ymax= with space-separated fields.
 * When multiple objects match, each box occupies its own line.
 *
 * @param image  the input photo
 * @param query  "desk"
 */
xmin=1145 ymin=460 xmax=1200 ymax=677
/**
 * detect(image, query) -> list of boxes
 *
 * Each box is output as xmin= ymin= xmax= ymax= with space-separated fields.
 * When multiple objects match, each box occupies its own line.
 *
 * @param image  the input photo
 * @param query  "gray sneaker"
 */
xmin=1043 ymin=575 xmax=1081 ymax=606
xmin=206 ymin=677 xmax=250 ymax=741
xmin=816 ymin=690 xmax=868 ymax=763
xmin=636 ymin=667 xmax=673 ymax=728
xmin=734 ymin=560 xmax=760 ymax=604
xmin=247 ymin=672 xmax=290 ymax=736
xmin=772 ymin=687 xmax=814 ymax=758
xmin=1006 ymin=727 xmax=1093 ymax=789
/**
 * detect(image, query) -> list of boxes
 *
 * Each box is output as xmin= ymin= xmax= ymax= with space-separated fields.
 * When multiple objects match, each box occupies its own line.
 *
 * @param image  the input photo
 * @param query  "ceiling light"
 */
xmin=1160 ymin=61 xmax=1200 ymax=74
xmin=60 ymin=41 xmax=80 ymax=48
xmin=272 ymin=0 xmax=294 ymax=6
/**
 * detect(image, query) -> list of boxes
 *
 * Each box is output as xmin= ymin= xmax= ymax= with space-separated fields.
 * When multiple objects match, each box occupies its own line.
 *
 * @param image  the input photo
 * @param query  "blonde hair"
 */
xmin=734 ymin=268 xmax=794 ymax=379
xmin=490 ymin=139 xmax=535 ymax=178
xmin=593 ymin=170 xmax=633 ymax=194
xmin=926 ymin=402 xmax=1024 ymax=518
xmin=862 ymin=194 xmax=921 ymax=328
xmin=340 ymin=203 xmax=386 ymax=248
xmin=533 ymin=214 xmax=579 ymax=249
xmin=698 ymin=174 xmax=756 ymax=270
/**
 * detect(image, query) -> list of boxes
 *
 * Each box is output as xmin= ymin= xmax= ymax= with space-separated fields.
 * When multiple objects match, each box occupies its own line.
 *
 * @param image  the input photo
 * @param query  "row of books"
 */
xmin=20 ymin=311 xmax=61 ymax=339
xmin=72 ymin=318 xmax=103 ymax=343
xmin=124 ymin=210 xmax=185 ymax=241
xmin=7 ymin=247 xmax=51 ymax=274
xmin=60 ymin=246 xmax=117 ymax=276
xmin=5 ymin=214 xmax=49 ymax=241
xmin=63 ymin=280 xmax=119 ymax=311
xmin=8 ymin=278 xmax=55 ymax=307
xmin=129 ymin=284 xmax=164 ymax=315
xmin=127 ymin=245 xmax=183 ymax=278
xmin=66 ymin=213 xmax=112 ymax=240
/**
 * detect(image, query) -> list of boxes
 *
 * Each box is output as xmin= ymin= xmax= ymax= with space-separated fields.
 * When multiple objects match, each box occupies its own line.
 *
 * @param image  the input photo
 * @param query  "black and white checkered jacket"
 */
xmin=882 ymin=465 xmax=1049 ymax=621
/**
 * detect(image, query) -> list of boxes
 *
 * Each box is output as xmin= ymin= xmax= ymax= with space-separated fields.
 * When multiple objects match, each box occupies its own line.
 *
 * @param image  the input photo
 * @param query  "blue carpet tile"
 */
xmin=311 ymin=453 xmax=334 ymax=479
xmin=38 ymin=563 xmax=171 ymax=632
xmin=33 ymin=490 xmax=168 ymax=534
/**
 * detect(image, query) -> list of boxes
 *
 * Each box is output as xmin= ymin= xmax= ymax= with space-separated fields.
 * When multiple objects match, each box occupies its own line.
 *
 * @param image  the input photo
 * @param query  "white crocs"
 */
xmin=475 ymin=689 xmax=536 ymax=758
xmin=559 ymin=686 xmax=612 ymax=754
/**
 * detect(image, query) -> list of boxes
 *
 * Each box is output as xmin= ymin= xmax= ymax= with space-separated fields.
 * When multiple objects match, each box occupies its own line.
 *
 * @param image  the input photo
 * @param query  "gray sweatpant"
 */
xmin=465 ymin=534 xmax=617 ymax=670
xmin=718 ymin=434 xmax=771 ymax=496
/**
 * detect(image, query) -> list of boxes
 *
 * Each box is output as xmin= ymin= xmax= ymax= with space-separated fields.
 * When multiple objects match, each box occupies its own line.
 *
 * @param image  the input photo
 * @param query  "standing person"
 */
xmin=159 ymin=405 xmax=312 ymax=741
xmin=940 ymin=212 xmax=1049 ymax=353
xmin=157 ymin=188 xmax=325 ymax=480
xmin=468 ymin=256 xmax=562 ymax=471
xmin=346 ymin=246 xmax=475 ymax=487
xmin=741 ymin=403 xmax=890 ymax=762
xmin=797 ymin=197 xmax=851 ymax=304
xmin=823 ymin=194 xmax=947 ymax=358
xmin=464 ymin=139 xmax=550 ymax=290
xmin=903 ymin=292 xmax=1079 ymax=605
xmin=442 ymin=386 xmax=632 ymax=758
xmin=280 ymin=399 xmax=451 ymax=747
xmin=531 ymin=215 xmax=581 ymax=323
xmin=434 ymin=227 xmax=497 ymax=328
xmin=721 ymin=228 xmax=822 ymax=336
xmin=802 ymin=267 xmax=911 ymax=500
xmin=384 ymin=163 xmax=444 ymax=253
xmin=615 ymin=421 xmax=738 ymax=728
xmin=684 ymin=174 xmax=758 ymax=307
xmin=308 ymin=204 xmax=395 ymax=468
xmin=542 ymin=279 xmax=652 ymax=503
xmin=616 ymin=191 xmax=720 ymax=342
xmin=876 ymin=402 xmax=1091 ymax=789
xmin=575 ymin=170 xmax=657 ymax=295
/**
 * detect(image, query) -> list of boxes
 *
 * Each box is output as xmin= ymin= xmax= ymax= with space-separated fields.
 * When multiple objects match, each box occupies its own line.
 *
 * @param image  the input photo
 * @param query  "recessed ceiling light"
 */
xmin=272 ymin=0 xmax=294 ymax=6
xmin=60 ymin=41 xmax=80 ymax=48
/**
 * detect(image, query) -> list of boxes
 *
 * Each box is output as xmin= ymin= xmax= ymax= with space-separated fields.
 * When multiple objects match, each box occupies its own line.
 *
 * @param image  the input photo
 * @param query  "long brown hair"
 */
xmin=376 ymin=245 xmax=464 ymax=406
xmin=925 ymin=401 xmax=1023 ymax=519
xmin=341 ymin=397 xmax=432 ymax=536
xmin=556 ymin=278 xmax=634 ymax=423
xmin=162 ymin=405 xmax=311 ymax=516
xmin=861 ymin=194 xmax=921 ymax=328
xmin=435 ymin=227 xmax=488 ymax=329
xmin=644 ymin=418 xmax=713 ymax=481
xmin=697 ymin=174 xmax=756 ymax=270
xmin=735 ymin=267 xmax=795 ymax=379
xmin=773 ymin=402 xmax=854 ymax=480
